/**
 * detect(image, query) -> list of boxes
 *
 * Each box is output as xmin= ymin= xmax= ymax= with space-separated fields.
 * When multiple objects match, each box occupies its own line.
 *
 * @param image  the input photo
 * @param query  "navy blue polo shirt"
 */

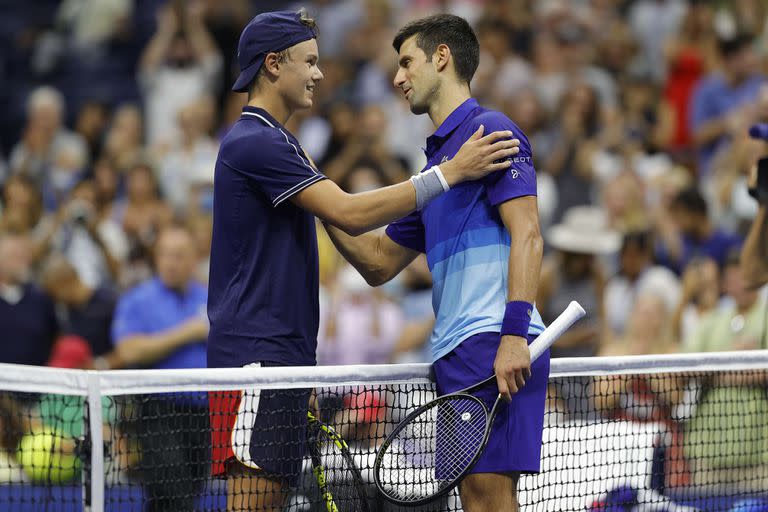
xmin=207 ymin=106 xmax=326 ymax=368
xmin=385 ymin=98 xmax=545 ymax=361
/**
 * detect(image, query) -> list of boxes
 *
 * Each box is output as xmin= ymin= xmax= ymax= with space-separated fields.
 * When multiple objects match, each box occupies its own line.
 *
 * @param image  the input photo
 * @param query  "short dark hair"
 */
xmin=392 ymin=14 xmax=480 ymax=84
xmin=248 ymin=9 xmax=318 ymax=98
xmin=718 ymin=32 xmax=754 ymax=57
xmin=621 ymin=230 xmax=653 ymax=254
xmin=671 ymin=187 xmax=708 ymax=216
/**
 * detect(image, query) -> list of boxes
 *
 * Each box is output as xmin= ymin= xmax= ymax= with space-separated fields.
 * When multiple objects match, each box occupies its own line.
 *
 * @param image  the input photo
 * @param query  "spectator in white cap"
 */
xmin=538 ymin=205 xmax=620 ymax=359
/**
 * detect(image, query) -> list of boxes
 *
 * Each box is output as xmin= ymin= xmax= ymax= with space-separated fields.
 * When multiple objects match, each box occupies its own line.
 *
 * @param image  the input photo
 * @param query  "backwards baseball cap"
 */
xmin=232 ymin=10 xmax=317 ymax=93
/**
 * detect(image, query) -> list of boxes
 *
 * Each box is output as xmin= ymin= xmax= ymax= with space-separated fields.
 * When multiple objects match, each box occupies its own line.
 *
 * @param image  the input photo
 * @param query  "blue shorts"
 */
xmin=432 ymin=331 xmax=549 ymax=475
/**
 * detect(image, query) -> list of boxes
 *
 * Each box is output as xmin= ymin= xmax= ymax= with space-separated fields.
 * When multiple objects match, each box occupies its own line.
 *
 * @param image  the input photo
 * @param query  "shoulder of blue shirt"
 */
xmin=468 ymin=108 xmax=533 ymax=153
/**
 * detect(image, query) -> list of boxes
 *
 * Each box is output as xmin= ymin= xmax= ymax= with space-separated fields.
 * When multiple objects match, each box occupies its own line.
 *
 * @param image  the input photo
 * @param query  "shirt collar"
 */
xmin=241 ymin=106 xmax=282 ymax=128
xmin=430 ymin=98 xmax=479 ymax=141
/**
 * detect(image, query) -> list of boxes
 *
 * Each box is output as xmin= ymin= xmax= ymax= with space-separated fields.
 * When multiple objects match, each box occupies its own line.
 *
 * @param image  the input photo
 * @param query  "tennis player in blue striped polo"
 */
xmin=206 ymin=9 xmax=522 ymax=511
xmin=325 ymin=14 xmax=549 ymax=511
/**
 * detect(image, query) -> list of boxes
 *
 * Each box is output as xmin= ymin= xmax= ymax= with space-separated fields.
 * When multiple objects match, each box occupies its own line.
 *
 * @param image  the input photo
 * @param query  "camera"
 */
xmin=748 ymin=124 xmax=768 ymax=204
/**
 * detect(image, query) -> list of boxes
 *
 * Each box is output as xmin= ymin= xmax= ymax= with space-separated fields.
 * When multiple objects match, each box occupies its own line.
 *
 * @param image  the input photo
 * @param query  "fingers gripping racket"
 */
xmin=373 ymin=301 xmax=586 ymax=506
xmin=307 ymin=412 xmax=371 ymax=512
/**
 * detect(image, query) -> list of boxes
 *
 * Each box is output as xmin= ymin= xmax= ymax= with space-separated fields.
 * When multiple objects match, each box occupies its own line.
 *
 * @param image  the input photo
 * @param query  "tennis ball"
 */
xmin=17 ymin=432 xmax=79 ymax=484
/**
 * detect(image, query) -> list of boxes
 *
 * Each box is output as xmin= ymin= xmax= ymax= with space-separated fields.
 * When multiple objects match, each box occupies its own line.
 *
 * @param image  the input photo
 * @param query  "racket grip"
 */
xmin=528 ymin=301 xmax=586 ymax=362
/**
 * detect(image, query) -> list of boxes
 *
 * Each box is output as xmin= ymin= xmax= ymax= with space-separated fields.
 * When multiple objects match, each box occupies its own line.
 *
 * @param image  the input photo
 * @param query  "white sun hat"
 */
xmin=547 ymin=206 xmax=621 ymax=254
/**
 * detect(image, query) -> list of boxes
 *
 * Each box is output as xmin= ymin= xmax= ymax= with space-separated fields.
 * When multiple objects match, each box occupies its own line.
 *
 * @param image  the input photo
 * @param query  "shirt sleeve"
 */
xmin=224 ymin=128 xmax=326 ymax=207
xmin=385 ymin=211 xmax=426 ymax=253
xmin=475 ymin=113 xmax=537 ymax=206
xmin=689 ymin=79 xmax=718 ymax=133
xmin=111 ymin=293 xmax=146 ymax=345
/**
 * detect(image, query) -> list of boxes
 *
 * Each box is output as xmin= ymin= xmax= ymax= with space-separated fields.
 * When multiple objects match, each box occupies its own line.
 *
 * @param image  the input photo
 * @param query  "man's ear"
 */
xmin=434 ymin=43 xmax=451 ymax=73
xmin=262 ymin=52 xmax=281 ymax=77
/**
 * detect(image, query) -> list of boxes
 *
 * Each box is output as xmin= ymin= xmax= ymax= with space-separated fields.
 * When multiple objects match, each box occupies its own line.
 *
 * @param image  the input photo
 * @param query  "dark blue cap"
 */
xmin=232 ymin=10 xmax=317 ymax=93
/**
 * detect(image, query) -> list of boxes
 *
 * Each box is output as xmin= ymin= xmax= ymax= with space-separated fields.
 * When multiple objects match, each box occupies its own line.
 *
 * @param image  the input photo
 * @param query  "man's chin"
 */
xmin=409 ymin=103 xmax=428 ymax=115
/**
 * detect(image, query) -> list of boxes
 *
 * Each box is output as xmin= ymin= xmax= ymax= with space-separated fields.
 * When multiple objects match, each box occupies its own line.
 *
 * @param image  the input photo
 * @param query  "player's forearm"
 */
xmin=323 ymin=224 xmax=392 ymax=286
xmin=506 ymin=226 xmax=543 ymax=304
xmin=741 ymin=205 xmax=768 ymax=289
xmin=332 ymin=181 xmax=418 ymax=236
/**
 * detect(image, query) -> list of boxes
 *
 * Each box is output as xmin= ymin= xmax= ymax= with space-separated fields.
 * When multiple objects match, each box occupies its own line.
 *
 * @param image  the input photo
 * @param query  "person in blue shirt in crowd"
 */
xmin=656 ymin=186 xmax=743 ymax=275
xmin=112 ymin=223 xmax=208 ymax=512
xmin=690 ymin=33 xmax=765 ymax=175
xmin=324 ymin=14 xmax=548 ymax=512
xmin=206 ymin=9 xmax=521 ymax=511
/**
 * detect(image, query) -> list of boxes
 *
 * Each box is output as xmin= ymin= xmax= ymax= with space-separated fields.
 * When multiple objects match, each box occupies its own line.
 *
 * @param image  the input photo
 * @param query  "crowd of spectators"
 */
xmin=0 ymin=0 xmax=765 ymax=370
xmin=0 ymin=0 xmax=767 ymax=501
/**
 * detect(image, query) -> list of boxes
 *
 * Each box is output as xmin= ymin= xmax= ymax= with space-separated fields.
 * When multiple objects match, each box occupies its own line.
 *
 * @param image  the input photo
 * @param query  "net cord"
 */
xmin=0 ymin=351 xmax=767 ymax=396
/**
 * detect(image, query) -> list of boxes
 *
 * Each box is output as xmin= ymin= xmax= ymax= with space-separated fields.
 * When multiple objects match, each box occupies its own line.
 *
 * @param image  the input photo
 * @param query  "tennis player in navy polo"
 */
xmin=324 ymin=15 xmax=548 ymax=511
xmin=206 ymin=9 xmax=522 ymax=511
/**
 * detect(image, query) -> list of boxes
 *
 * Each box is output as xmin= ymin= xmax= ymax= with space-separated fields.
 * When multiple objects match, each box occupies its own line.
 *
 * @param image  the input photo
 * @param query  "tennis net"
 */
xmin=0 ymin=351 xmax=766 ymax=511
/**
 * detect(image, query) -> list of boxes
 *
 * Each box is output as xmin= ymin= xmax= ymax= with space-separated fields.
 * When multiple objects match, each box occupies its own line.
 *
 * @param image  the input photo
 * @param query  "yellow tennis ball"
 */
xmin=17 ymin=432 xmax=79 ymax=484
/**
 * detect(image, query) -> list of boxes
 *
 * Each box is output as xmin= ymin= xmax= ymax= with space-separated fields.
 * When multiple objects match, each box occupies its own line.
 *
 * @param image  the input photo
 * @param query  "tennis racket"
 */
xmin=373 ymin=301 xmax=585 ymax=506
xmin=307 ymin=411 xmax=371 ymax=512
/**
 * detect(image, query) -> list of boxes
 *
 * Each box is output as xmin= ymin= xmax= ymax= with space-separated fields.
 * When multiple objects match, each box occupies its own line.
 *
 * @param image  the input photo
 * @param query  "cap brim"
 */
xmin=232 ymin=56 xmax=265 ymax=92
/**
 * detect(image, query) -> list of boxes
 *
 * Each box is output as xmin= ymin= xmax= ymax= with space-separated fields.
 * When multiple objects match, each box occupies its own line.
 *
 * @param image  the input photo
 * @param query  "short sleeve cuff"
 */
xmin=385 ymin=224 xmax=425 ymax=253
xmin=273 ymin=174 xmax=326 ymax=206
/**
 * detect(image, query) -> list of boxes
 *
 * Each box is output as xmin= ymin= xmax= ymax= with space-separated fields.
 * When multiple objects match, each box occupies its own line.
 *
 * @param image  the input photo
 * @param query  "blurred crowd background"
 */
xmin=0 ymin=0 xmax=767 ymax=377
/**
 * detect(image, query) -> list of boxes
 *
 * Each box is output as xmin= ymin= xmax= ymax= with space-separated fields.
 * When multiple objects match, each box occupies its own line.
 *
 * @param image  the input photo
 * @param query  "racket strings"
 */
xmin=378 ymin=396 xmax=488 ymax=502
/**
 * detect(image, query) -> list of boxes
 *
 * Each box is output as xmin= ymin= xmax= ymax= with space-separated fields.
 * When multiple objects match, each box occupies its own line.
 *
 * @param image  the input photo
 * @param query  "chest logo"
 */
xmin=510 ymin=169 xmax=519 ymax=179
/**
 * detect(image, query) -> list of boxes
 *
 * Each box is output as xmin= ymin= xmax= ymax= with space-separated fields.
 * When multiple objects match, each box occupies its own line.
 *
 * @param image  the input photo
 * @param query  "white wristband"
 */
xmin=432 ymin=165 xmax=450 ymax=192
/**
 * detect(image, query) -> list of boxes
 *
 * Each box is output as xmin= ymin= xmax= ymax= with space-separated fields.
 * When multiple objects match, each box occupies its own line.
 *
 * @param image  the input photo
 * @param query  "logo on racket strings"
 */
xmin=461 ymin=412 xmax=472 ymax=421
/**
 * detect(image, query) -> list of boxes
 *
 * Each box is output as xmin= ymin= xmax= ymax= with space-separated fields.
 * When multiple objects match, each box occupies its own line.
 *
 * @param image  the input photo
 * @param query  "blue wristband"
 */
xmin=501 ymin=301 xmax=532 ymax=337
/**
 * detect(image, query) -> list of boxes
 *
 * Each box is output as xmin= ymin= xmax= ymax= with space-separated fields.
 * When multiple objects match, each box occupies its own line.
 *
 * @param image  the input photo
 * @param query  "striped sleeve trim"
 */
xmin=273 ymin=173 xmax=325 ymax=206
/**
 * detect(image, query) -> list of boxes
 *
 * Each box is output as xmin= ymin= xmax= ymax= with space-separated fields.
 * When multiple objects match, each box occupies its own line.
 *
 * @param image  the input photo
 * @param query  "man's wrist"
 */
xmin=500 ymin=334 xmax=528 ymax=344
xmin=439 ymin=159 xmax=459 ymax=186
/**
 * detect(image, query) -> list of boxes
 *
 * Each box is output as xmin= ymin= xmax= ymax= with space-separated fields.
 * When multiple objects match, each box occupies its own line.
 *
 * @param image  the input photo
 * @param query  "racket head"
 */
xmin=374 ymin=392 xmax=492 ymax=506
xmin=307 ymin=415 xmax=371 ymax=512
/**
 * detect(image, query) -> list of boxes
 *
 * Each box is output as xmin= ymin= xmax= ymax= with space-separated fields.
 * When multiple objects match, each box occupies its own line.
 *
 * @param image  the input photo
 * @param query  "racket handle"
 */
xmin=528 ymin=301 xmax=586 ymax=362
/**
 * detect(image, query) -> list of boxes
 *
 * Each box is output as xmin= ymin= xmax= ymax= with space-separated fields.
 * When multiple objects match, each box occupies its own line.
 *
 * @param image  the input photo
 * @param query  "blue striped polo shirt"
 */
xmin=386 ymin=98 xmax=545 ymax=362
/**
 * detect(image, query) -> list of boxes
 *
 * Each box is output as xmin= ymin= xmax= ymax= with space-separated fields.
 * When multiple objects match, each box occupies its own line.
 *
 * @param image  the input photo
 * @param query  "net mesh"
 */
xmin=0 ymin=357 xmax=766 ymax=511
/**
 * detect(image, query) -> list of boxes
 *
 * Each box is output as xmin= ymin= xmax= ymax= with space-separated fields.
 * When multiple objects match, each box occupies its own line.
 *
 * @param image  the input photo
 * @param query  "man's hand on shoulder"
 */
xmin=493 ymin=335 xmax=531 ymax=402
xmin=440 ymin=125 xmax=520 ymax=186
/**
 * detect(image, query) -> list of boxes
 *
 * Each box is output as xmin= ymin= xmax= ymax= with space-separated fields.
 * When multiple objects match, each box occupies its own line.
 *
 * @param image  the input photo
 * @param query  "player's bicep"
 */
xmin=498 ymin=195 xmax=541 ymax=238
